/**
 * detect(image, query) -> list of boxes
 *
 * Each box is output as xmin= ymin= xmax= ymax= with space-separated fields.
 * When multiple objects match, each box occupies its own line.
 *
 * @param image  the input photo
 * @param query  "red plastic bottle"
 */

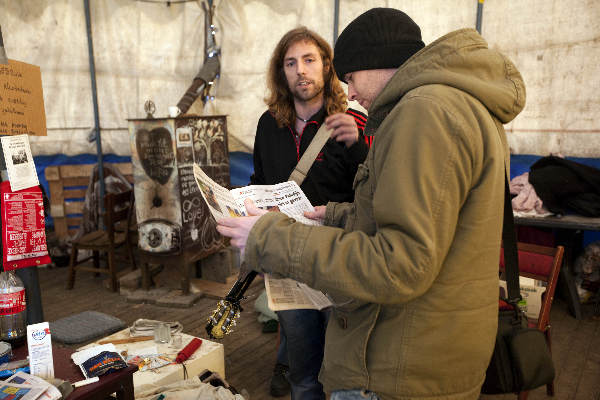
xmin=0 ymin=271 xmax=27 ymax=345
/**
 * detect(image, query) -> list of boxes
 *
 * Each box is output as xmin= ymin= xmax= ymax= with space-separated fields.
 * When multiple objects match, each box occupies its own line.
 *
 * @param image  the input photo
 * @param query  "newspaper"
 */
xmin=264 ymin=275 xmax=333 ymax=311
xmin=0 ymin=380 xmax=46 ymax=400
xmin=0 ymin=134 xmax=39 ymax=191
xmin=6 ymin=371 xmax=61 ymax=400
xmin=192 ymin=164 xmax=320 ymax=226
xmin=193 ymin=164 xmax=333 ymax=310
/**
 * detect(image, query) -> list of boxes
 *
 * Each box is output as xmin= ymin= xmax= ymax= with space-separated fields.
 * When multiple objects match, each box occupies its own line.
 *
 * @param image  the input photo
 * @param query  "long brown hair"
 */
xmin=265 ymin=27 xmax=347 ymax=128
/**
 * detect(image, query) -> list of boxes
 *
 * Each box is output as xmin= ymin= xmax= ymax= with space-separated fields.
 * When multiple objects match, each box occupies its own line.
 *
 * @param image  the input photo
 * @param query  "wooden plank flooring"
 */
xmin=35 ymin=264 xmax=599 ymax=400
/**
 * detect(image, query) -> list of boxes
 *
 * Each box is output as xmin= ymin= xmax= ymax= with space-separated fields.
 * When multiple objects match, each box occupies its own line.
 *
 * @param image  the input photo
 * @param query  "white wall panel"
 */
xmin=0 ymin=0 xmax=598 ymax=156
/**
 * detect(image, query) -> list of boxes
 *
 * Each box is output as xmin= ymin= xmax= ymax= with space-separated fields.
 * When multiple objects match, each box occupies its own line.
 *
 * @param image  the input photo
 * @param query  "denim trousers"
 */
xmin=330 ymin=390 xmax=380 ymax=400
xmin=276 ymin=308 xmax=329 ymax=400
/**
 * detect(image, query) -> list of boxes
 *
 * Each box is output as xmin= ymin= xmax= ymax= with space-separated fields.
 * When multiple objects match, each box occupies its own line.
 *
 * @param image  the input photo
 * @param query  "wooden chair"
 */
xmin=500 ymin=242 xmax=565 ymax=399
xmin=67 ymin=190 xmax=136 ymax=292
xmin=45 ymin=162 xmax=133 ymax=240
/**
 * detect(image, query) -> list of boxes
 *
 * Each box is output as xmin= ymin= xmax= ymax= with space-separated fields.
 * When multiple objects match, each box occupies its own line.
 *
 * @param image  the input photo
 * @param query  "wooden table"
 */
xmin=13 ymin=345 xmax=137 ymax=400
xmin=514 ymin=214 xmax=600 ymax=319
xmin=79 ymin=329 xmax=225 ymax=391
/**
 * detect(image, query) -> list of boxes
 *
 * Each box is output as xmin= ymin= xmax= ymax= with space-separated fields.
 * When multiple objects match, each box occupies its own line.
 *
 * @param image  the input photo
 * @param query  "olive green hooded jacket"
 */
xmin=245 ymin=28 xmax=526 ymax=399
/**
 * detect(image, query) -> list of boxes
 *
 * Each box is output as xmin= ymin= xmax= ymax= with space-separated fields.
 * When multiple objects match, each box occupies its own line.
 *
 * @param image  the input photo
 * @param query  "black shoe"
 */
xmin=262 ymin=319 xmax=279 ymax=333
xmin=270 ymin=363 xmax=290 ymax=397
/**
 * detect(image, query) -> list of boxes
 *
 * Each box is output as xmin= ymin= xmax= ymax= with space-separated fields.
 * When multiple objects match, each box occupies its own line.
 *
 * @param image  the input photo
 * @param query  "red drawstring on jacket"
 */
xmin=176 ymin=338 xmax=202 ymax=363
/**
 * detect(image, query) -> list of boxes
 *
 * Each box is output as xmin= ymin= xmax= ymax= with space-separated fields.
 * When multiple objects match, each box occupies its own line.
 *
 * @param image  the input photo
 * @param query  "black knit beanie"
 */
xmin=333 ymin=8 xmax=425 ymax=83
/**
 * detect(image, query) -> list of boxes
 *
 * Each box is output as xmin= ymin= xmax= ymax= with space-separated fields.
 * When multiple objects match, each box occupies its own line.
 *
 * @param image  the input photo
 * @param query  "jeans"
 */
xmin=276 ymin=308 xmax=329 ymax=400
xmin=330 ymin=390 xmax=380 ymax=400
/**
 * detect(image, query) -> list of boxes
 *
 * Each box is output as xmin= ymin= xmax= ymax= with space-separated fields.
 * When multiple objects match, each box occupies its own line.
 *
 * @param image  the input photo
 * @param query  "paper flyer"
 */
xmin=0 ymin=134 xmax=39 ymax=192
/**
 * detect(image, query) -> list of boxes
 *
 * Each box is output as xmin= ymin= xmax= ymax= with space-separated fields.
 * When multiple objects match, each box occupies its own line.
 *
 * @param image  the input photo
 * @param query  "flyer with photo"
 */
xmin=0 ymin=134 xmax=39 ymax=192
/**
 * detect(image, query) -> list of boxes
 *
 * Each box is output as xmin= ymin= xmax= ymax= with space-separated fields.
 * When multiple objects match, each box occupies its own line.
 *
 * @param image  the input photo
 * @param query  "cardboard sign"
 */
xmin=0 ymin=59 xmax=47 ymax=136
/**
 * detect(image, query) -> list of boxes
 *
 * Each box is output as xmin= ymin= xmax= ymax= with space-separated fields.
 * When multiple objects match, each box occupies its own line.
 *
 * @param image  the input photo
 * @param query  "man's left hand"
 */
xmin=216 ymin=199 xmax=267 ymax=257
xmin=326 ymin=112 xmax=359 ymax=147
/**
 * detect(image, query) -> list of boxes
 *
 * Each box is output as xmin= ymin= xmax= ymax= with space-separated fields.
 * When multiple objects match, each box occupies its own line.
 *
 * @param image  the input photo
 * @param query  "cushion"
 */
xmin=50 ymin=311 xmax=126 ymax=344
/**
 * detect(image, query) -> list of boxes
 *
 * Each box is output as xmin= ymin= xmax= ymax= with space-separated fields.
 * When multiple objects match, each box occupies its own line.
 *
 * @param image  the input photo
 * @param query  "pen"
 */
xmin=73 ymin=376 xmax=99 ymax=387
xmin=153 ymin=395 xmax=165 ymax=400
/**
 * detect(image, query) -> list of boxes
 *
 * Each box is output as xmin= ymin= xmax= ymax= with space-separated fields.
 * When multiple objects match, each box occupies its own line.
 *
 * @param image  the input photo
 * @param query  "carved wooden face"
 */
xmin=135 ymin=127 xmax=175 ymax=185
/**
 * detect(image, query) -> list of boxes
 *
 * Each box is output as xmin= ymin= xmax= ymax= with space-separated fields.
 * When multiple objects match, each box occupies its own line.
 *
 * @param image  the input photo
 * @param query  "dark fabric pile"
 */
xmin=528 ymin=156 xmax=600 ymax=217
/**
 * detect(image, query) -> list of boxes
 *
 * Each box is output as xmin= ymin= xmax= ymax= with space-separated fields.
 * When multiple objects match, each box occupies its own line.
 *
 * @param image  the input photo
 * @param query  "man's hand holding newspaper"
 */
xmin=193 ymin=165 xmax=332 ymax=311
xmin=219 ymin=199 xmax=267 ymax=259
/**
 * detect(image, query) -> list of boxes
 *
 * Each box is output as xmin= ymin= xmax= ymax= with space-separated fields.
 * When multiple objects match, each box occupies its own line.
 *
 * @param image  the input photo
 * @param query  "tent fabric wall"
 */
xmin=0 ymin=0 xmax=598 ymax=157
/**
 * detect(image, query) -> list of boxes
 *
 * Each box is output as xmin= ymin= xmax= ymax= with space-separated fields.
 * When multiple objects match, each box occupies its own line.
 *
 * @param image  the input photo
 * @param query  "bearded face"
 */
xmin=283 ymin=40 xmax=326 ymax=104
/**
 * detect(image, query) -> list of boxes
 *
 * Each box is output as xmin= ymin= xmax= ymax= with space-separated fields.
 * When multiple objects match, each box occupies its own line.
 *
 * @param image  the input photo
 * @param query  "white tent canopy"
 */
xmin=1 ymin=0 xmax=599 ymax=157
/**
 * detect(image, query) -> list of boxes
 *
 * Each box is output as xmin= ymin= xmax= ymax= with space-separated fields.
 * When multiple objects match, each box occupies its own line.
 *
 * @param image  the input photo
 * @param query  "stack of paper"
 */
xmin=3 ymin=371 xmax=61 ymax=400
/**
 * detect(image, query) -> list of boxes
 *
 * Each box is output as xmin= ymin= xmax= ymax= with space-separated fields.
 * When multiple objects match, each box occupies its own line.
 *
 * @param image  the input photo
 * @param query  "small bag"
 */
xmin=481 ymin=174 xmax=555 ymax=394
xmin=482 ymin=307 xmax=555 ymax=393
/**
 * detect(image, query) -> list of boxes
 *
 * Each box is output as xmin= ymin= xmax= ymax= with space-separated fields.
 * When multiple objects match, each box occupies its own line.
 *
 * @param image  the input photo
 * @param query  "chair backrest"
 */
xmin=45 ymin=162 xmax=133 ymax=239
xmin=103 ymin=189 xmax=134 ymax=243
xmin=500 ymin=242 xmax=564 ymax=331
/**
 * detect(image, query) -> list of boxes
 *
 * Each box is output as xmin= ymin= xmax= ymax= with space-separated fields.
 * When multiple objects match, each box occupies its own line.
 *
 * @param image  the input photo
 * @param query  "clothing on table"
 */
xmin=509 ymin=172 xmax=550 ymax=216
xmin=244 ymin=28 xmax=525 ymax=399
xmin=528 ymin=155 xmax=600 ymax=217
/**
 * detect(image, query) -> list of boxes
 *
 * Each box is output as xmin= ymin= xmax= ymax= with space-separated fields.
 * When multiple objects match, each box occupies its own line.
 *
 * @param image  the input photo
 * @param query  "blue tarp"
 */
xmin=33 ymin=152 xmax=599 ymax=245
xmin=510 ymin=155 xmax=600 ymax=246
xmin=510 ymin=154 xmax=600 ymax=179
xmin=34 ymin=152 xmax=255 ymax=229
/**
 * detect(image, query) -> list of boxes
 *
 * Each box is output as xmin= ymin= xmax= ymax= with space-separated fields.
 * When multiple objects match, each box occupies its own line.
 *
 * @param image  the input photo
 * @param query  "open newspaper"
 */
xmin=192 ymin=164 xmax=320 ymax=226
xmin=193 ymin=164 xmax=332 ymax=311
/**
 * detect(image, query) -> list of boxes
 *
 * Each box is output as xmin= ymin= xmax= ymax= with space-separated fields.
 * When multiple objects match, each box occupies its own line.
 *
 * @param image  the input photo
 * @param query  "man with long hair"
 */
xmin=251 ymin=27 xmax=369 ymax=399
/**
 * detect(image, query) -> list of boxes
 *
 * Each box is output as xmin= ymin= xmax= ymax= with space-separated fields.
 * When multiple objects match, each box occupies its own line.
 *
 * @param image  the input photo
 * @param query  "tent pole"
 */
xmin=84 ymin=0 xmax=106 ymax=222
xmin=333 ymin=0 xmax=340 ymax=45
xmin=476 ymin=0 xmax=484 ymax=34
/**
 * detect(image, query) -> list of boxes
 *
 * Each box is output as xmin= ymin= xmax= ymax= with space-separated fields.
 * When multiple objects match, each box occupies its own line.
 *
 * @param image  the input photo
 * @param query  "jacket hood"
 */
xmin=368 ymin=28 xmax=526 ymax=127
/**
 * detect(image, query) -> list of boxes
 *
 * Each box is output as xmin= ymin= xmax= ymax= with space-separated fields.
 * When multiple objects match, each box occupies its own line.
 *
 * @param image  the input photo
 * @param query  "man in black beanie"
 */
xmin=218 ymin=7 xmax=526 ymax=399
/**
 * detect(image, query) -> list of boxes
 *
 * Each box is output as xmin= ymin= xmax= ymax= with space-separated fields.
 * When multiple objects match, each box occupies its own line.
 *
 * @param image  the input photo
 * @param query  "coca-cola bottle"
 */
xmin=0 ymin=270 xmax=27 ymax=345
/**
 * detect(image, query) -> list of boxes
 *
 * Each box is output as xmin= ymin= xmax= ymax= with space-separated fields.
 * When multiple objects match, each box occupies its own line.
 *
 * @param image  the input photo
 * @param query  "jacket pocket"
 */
xmin=352 ymin=163 xmax=369 ymax=190
xmin=350 ymin=163 xmax=376 ymax=235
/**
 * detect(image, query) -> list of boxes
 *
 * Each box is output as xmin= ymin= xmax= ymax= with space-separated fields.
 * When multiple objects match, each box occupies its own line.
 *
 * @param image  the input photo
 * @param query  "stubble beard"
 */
xmin=290 ymin=80 xmax=325 ymax=104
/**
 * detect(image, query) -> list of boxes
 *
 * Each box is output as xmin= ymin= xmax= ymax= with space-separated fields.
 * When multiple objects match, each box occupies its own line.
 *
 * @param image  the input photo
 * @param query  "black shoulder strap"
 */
xmin=502 ymin=172 xmax=521 ymax=304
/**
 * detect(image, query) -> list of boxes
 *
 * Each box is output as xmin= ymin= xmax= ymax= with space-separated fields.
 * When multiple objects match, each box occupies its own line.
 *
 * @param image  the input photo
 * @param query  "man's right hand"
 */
xmin=304 ymin=205 xmax=326 ymax=221
xmin=326 ymin=112 xmax=359 ymax=147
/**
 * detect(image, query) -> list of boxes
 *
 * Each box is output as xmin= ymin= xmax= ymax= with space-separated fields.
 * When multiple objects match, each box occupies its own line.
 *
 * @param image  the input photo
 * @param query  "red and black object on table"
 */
xmin=176 ymin=337 xmax=202 ymax=363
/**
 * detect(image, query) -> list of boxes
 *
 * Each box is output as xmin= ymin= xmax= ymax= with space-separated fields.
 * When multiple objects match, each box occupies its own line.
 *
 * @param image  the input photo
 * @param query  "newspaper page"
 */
xmin=6 ymin=372 xmax=61 ymax=400
xmin=192 ymin=164 xmax=245 ymax=219
xmin=193 ymin=164 xmax=320 ymax=226
xmin=264 ymin=275 xmax=333 ymax=311
xmin=0 ymin=380 xmax=46 ymax=400
xmin=0 ymin=134 xmax=39 ymax=191
xmin=229 ymin=181 xmax=320 ymax=226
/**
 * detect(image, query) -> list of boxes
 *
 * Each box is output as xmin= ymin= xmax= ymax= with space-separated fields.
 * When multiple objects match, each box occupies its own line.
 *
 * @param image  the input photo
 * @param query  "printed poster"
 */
xmin=1 ymin=181 xmax=51 ymax=270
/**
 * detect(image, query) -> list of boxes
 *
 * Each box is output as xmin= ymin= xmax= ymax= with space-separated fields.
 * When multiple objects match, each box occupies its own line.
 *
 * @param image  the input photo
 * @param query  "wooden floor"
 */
xmin=36 ymin=263 xmax=599 ymax=400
